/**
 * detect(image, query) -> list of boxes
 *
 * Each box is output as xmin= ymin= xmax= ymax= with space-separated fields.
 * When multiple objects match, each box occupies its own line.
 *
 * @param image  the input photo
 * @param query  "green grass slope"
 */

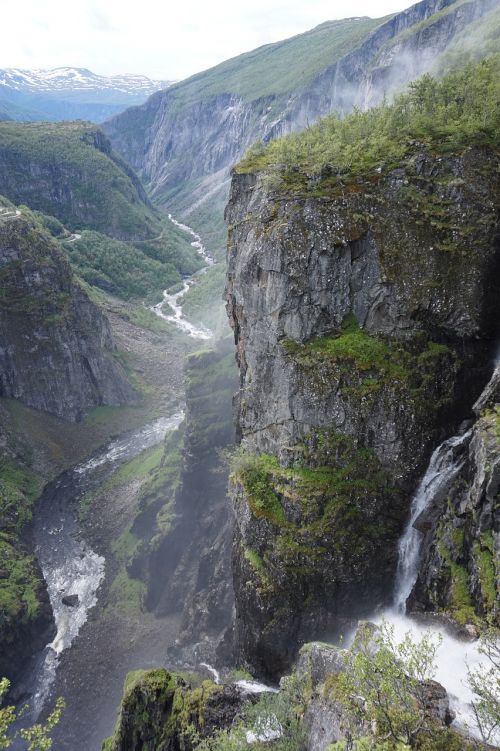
xmin=166 ymin=16 xmax=388 ymax=107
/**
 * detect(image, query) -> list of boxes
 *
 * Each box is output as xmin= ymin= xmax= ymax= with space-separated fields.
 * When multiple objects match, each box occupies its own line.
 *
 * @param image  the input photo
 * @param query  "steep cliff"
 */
xmin=224 ymin=54 xmax=500 ymax=676
xmin=123 ymin=338 xmax=237 ymax=648
xmin=102 ymin=669 xmax=244 ymax=751
xmin=0 ymin=203 xmax=135 ymax=421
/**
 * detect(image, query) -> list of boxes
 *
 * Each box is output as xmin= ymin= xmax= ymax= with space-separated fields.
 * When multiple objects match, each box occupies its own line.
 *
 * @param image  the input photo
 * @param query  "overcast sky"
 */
xmin=0 ymin=0 xmax=412 ymax=81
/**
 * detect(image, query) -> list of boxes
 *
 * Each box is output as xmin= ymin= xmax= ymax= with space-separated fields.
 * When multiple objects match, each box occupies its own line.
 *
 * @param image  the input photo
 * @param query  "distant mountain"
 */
xmin=0 ymin=67 xmax=173 ymax=123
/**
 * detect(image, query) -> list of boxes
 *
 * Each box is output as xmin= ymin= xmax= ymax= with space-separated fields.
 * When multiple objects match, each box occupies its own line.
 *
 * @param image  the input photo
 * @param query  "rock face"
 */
xmin=225 ymin=145 xmax=500 ymax=678
xmin=102 ymin=669 xmax=245 ymax=751
xmin=0 ymin=209 xmax=135 ymax=420
xmin=410 ymin=366 xmax=500 ymax=625
xmin=105 ymin=0 xmax=498 ymax=216
xmin=127 ymin=338 xmax=238 ymax=649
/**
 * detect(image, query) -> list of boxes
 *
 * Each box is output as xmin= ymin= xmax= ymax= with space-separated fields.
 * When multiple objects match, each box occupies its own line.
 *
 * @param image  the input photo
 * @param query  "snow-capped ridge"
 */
xmin=0 ymin=67 xmax=172 ymax=95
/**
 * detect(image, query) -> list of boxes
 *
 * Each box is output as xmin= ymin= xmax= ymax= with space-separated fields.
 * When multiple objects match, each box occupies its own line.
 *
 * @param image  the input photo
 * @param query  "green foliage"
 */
xmin=64 ymin=227 xmax=202 ymax=303
xmin=237 ymin=55 xmax=500 ymax=187
xmin=0 ymin=122 xmax=158 ymax=239
xmin=473 ymin=531 xmax=497 ymax=615
xmin=230 ymin=450 xmax=285 ymax=526
xmin=467 ymin=628 xmax=500 ymax=744
xmin=0 ymin=458 xmax=43 ymax=636
xmin=283 ymin=313 xmax=407 ymax=381
xmin=0 ymin=678 xmax=64 ymax=750
xmin=331 ymin=623 xmax=445 ymax=749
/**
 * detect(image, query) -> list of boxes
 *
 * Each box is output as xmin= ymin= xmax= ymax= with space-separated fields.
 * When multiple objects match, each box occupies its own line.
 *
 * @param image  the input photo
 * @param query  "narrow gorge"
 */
xmin=1 ymin=1 xmax=499 ymax=750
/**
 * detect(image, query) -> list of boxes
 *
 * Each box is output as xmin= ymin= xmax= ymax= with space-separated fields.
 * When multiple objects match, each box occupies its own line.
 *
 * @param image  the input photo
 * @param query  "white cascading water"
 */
xmin=378 ymin=418 xmax=499 ymax=744
xmin=393 ymin=431 xmax=471 ymax=614
xmin=151 ymin=214 xmax=214 ymax=340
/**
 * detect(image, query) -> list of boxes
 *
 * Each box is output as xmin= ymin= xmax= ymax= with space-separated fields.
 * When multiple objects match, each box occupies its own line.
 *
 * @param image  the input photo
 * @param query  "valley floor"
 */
xmin=7 ymin=290 xmax=200 ymax=750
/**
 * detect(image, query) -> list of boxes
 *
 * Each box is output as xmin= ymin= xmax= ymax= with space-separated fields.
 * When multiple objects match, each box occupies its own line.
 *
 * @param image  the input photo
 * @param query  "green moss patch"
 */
xmin=231 ymin=429 xmax=398 ymax=589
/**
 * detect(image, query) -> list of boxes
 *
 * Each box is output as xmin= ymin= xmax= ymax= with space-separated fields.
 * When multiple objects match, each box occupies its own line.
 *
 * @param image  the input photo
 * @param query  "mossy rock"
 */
xmin=102 ymin=669 xmax=244 ymax=751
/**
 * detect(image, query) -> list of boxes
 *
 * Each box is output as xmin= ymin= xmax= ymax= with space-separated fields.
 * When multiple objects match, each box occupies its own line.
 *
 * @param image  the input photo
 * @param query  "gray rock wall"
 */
xmin=0 ymin=213 xmax=135 ymax=421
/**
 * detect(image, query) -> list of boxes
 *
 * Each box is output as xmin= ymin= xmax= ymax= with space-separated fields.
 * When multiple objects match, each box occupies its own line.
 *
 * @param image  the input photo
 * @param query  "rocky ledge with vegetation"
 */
xmin=225 ymin=56 xmax=500 ymax=678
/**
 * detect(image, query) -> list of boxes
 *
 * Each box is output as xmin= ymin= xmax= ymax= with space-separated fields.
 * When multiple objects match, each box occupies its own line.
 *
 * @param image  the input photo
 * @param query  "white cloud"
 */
xmin=0 ymin=0 xmax=412 ymax=79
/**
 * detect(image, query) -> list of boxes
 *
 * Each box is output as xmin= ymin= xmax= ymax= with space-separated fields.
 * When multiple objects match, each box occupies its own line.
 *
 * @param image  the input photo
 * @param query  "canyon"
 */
xmin=0 ymin=1 xmax=499 ymax=749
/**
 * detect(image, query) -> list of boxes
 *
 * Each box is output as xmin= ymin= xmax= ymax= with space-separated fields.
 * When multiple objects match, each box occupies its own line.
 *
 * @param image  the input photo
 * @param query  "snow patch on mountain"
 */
xmin=0 ymin=67 xmax=172 ymax=96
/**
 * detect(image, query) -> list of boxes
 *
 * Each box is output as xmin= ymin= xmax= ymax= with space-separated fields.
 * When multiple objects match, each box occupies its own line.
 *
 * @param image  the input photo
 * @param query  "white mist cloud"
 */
xmin=0 ymin=0 xmax=412 ymax=80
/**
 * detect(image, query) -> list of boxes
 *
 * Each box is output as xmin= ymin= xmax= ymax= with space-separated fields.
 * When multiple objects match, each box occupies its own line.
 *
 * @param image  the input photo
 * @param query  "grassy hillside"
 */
xmin=166 ymin=16 xmax=388 ymax=107
xmin=62 ymin=227 xmax=203 ymax=304
xmin=0 ymin=121 xmax=159 ymax=239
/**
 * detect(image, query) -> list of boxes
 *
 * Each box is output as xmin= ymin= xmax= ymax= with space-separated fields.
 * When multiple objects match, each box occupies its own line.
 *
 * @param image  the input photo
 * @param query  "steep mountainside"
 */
xmin=0 ymin=67 xmax=172 ymax=123
xmin=0 ymin=200 xmax=134 ymax=421
xmin=0 ymin=122 xmax=160 ymax=240
xmin=105 ymin=0 xmax=500 ymax=247
xmin=224 ymin=57 xmax=500 ymax=678
xmin=0 ymin=199 xmax=137 ymax=682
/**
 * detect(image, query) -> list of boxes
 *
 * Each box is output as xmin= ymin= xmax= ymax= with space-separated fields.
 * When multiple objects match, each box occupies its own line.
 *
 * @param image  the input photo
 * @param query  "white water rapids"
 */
xmin=29 ymin=410 xmax=185 ymax=719
xmin=151 ymin=215 xmax=214 ymax=340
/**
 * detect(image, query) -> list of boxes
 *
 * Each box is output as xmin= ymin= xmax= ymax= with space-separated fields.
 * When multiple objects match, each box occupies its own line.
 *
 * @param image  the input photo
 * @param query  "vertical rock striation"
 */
xmin=225 ymin=145 xmax=500 ymax=677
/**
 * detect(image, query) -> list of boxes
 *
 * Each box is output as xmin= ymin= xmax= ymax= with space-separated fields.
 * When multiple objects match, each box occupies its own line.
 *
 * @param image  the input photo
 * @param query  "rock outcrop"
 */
xmin=0 ymin=206 xmax=135 ymax=421
xmin=410 ymin=366 xmax=500 ymax=625
xmin=297 ymin=626 xmax=455 ymax=751
xmin=101 ymin=669 xmax=245 ymax=751
xmin=225 ymin=144 xmax=500 ymax=678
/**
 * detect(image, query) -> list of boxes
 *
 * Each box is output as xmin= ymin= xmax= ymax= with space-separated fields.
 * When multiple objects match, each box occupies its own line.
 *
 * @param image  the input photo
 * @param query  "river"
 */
xmin=151 ymin=215 xmax=214 ymax=340
xmin=11 ymin=411 xmax=184 ymax=749
xmin=10 ymin=214 xmax=219 ymax=749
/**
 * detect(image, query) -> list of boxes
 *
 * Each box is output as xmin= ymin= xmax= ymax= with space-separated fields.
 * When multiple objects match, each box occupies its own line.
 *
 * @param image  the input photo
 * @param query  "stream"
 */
xmin=151 ymin=214 xmax=214 ymax=340
xmin=14 ymin=410 xmax=184 ymax=733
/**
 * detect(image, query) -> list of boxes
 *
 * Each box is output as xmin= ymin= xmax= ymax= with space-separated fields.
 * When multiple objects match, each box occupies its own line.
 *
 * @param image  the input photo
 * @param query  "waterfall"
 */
xmin=393 ymin=431 xmax=471 ymax=613
xmin=378 ymin=396 xmax=498 ymax=742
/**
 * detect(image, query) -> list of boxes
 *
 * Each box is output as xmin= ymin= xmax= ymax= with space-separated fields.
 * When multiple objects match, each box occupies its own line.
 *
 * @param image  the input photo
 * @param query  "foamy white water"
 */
xmin=236 ymin=680 xmax=279 ymax=695
xmin=376 ymin=611 xmax=496 ymax=742
xmin=386 ymin=415 xmax=499 ymax=745
xmin=151 ymin=215 xmax=214 ymax=340
xmin=200 ymin=663 xmax=221 ymax=684
xmin=29 ymin=411 xmax=185 ymax=719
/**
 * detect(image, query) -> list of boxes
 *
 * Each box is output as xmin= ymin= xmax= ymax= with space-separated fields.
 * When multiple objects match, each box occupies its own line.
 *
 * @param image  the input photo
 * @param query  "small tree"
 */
xmin=329 ymin=623 xmax=444 ymax=750
xmin=468 ymin=628 xmax=500 ymax=745
xmin=0 ymin=678 xmax=64 ymax=750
